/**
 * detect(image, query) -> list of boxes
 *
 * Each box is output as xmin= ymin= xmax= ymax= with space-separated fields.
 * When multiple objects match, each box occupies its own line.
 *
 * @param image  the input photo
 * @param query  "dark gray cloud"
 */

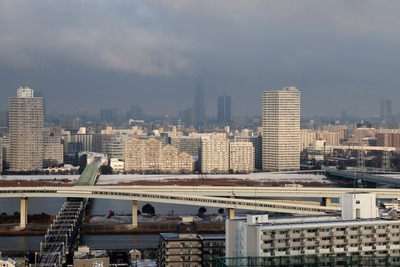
xmin=1 ymin=0 xmax=400 ymax=117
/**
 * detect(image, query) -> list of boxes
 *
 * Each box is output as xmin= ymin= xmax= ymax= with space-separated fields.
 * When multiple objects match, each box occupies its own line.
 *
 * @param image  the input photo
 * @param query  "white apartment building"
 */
xmin=200 ymin=137 xmax=229 ymax=174
xmin=9 ymin=87 xmax=44 ymax=171
xmin=43 ymin=134 xmax=64 ymax=167
xmin=262 ymin=87 xmax=300 ymax=171
xmin=226 ymin=193 xmax=400 ymax=265
xmin=317 ymin=130 xmax=341 ymax=146
xmin=300 ymin=129 xmax=316 ymax=152
xmin=102 ymin=134 xmax=132 ymax=160
xmin=229 ymin=142 xmax=254 ymax=173
xmin=124 ymin=137 xmax=193 ymax=174
xmin=109 ymin=158 xmax=125 ymax=173
xmin=160 ymin=145 xmax=192 ymax=174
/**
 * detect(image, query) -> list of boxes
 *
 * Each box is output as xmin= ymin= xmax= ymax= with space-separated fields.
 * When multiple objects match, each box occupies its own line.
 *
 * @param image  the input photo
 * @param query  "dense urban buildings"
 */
xmin=262 ymin=87 xmax=300 ymax=171
xmin=9 ymin=87 xmax=44 ymax=171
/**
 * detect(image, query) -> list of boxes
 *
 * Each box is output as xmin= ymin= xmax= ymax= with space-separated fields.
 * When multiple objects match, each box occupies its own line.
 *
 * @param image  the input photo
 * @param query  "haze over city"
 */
xmin=1 ymin=1 xmax=400 ymax=117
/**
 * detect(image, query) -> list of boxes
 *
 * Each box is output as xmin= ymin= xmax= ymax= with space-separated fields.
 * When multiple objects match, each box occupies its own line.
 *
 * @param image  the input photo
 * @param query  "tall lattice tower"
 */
xmin=382 ymin=130 xmax=390 ymax=172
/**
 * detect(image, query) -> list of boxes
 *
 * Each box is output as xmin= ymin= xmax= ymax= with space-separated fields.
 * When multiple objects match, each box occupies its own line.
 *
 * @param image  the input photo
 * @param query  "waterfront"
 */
xmin=0 ymin=198 xmax=223 ymax=252
xmin=0 ymin=234 xmax=160 ymax=252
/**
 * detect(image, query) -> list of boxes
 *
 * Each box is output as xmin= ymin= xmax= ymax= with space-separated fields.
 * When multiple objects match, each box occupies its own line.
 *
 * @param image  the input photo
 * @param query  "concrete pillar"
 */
xmin=20 ymin=197 xmax=28 ymax=228
xmin=321 ymin=197 xmax=331 ymax=206
xmin=228 ymin=208 xmax=235 ymax=219
xmin=132 ymin=200 xmax=138 ymax=228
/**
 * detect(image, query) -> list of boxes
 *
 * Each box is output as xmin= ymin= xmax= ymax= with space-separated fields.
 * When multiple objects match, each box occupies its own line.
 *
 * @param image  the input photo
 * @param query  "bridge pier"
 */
xmin=228 ymin=208 xmax=235 ymax=219
xmin=20 ymin=197 xmax=28 ymax=228
xmin=321 ymin=197 xmax=331 ymax=206
xmin=132 ymin=200 xmax=138 ymax=228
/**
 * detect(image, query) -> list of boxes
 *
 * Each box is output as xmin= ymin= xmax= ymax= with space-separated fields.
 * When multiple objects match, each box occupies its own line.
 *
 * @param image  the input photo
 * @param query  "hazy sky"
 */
xmin=1 ymin=1 xmax=400 ymax=117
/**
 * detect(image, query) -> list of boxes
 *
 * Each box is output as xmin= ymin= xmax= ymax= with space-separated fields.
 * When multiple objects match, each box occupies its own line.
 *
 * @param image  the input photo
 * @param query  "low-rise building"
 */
xmin=158 ymin=222 xmax=225 ymax=267
xmin=0 ymin=252 xmax=17 ymax=267
xmin=73 ymin=246 xmax=110 ymax=267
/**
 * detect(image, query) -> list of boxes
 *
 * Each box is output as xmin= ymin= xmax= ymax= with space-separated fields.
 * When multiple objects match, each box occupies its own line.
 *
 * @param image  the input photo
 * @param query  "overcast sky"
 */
xmin=1 ymin=1 xmax=400 ymax=118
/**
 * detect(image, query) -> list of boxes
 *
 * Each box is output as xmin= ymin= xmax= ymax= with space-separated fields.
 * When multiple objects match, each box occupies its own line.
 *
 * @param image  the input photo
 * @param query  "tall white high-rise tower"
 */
xmin=9 ymin=87 xmax=44 ymax=171
xmin=262 ymin=86 xmax=300 ymax=171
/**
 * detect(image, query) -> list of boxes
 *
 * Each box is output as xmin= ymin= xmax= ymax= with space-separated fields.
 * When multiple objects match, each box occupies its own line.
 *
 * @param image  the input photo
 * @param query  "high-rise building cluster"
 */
xmin=1 ymin=84 xmax=305 ymax=174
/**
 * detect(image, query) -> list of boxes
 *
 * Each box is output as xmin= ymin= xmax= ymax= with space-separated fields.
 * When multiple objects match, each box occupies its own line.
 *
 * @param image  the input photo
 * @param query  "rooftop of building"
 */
xmin=74 ymin=250 xmax=108 ymax=259
xmin=235 ymin=214 xmax=399 ymax=230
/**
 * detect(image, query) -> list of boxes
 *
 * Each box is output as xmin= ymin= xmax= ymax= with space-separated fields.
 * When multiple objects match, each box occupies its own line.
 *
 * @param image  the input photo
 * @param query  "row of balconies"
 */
xmin=165 ymin=243 xmax=202 ymax=249
xmin=162 ymin=250 xmax=202 ymax=256
xmin=261 ymin=240 xmax=399 ymax=251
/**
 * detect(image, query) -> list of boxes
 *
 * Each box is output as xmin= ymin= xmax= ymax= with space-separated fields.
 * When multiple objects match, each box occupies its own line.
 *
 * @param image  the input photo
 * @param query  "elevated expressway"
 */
xmin=3 ymin=186 xmax=400 ymax=227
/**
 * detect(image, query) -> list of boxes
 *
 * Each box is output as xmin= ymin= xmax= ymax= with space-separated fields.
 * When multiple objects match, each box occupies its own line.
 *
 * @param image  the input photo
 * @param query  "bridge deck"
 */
xmin=74 ymin=157 xmax=102 ymax=186
xmin=326 ymin=169 xmax=400 ymax=187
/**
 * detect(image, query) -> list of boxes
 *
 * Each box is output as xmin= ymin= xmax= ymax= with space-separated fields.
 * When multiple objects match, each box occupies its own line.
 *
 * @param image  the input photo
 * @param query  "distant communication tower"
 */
xmin=357 ymin=132 xmax=365 ymax=172
xmin=382 ymin=130 xmax=390 ymax=173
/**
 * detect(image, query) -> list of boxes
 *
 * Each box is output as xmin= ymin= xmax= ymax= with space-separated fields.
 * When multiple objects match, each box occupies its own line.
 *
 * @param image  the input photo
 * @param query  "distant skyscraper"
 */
xmin=0 ymin=110 xmax=9 ymax=128
xmin=127 ymin=104 xmax=143 ymax=120
xmin=183 ymin=108 xmax=195 ymax=128
xmin=194 ymin=81 xmax=206 ymax=129
xmin=217 ymin=95 xmax=231 ymax=124
xmin=380 ymin=99 xmax=392 ymax=123
xmin=9 ymin=87 xmax=44 ymax=171
xmin=100 ymin=108 xmax=118 ymax=123
xmin=262 ymin=86 xmax=300 ymax=172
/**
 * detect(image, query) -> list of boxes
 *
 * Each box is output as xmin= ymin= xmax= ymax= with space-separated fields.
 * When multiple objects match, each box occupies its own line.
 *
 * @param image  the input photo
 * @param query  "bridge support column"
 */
xmin=132 ymin=200 xmax=138 ymax=228
xmin=228 ymin=208 xmax=235 ymax=219
xmin=321 ymin=197 xmax=331 ymax=206
xmin=20 ymin=197 xmax=28 ymax=228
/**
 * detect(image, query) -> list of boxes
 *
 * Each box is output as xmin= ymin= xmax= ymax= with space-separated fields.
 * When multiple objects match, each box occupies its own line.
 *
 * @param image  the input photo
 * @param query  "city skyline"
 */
xmin=1 ymin=1 xmax=400 ymax=117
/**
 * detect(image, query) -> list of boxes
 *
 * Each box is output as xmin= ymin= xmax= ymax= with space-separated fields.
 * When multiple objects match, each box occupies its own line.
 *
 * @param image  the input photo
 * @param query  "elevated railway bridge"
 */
xmin=34 ymin=156 xmax=102 ymax=266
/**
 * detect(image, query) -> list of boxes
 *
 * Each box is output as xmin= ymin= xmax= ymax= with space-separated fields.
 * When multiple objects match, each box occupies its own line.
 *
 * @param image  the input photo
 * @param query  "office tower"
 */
xmin=262 ymin=86 xmax=300 ymax=171
xmin=9 ymin=87 xmax=44 ymax=171
xmin=100 ymin=108 xmax=118 ymax=123
xmin=217 ymin=95 xmax=232 ymax=124
xmin=183 ymin=108 xmax=195 ymax=128
xmin=194 ymin=81 xmax=206 ymax=129
xmin=127 ymin=104 xmax=143 ymax=120
xmin=380 ymin=99 xmax=393 ymax=123
xmin=0 ymin=110 xmax=8 ymax=128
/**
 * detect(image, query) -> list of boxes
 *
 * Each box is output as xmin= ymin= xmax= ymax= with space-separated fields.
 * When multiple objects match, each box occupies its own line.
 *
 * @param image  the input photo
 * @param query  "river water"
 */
xmin=0 ymin=186 xmax=344 ymax=252
xmin=0 ymin=197 xmax=223 ymax=252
